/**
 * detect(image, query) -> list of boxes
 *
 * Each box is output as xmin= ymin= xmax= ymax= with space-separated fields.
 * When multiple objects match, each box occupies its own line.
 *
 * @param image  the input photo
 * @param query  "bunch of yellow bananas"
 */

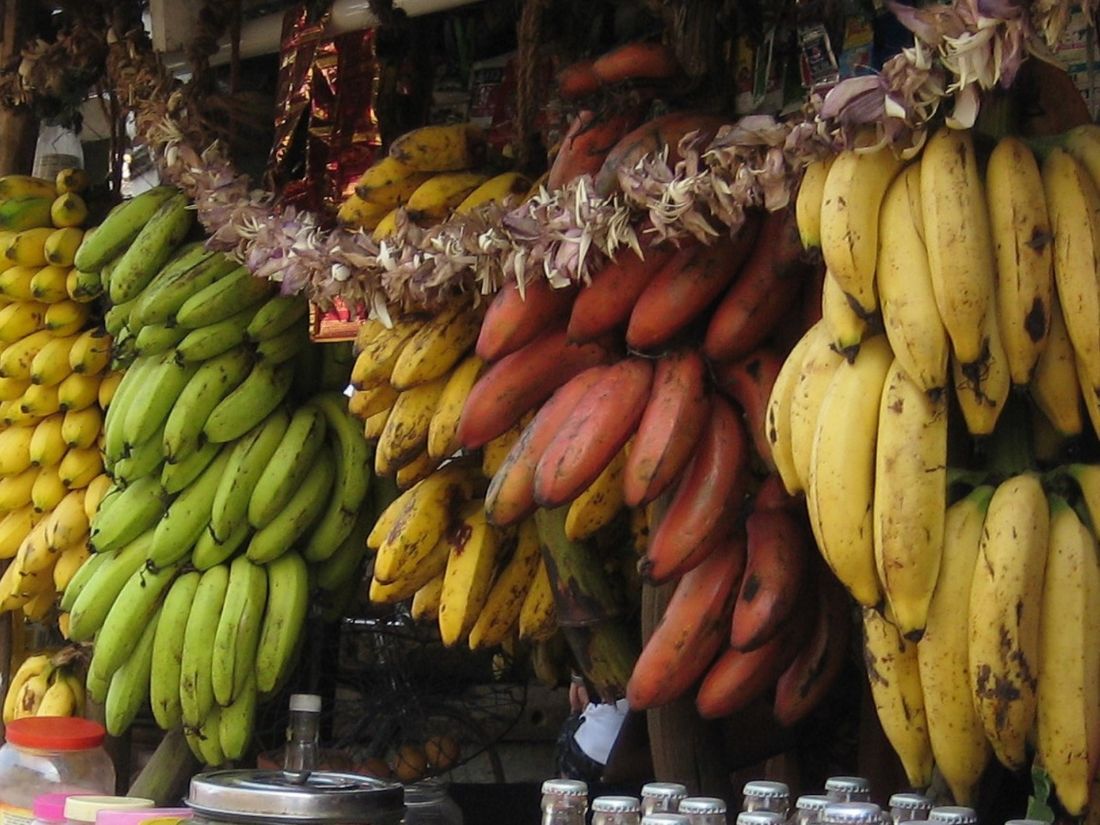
xmin=337 ymin=123 xmax=529 ymax=238
xmin=2 ymin=647 xmax=86 ymax=722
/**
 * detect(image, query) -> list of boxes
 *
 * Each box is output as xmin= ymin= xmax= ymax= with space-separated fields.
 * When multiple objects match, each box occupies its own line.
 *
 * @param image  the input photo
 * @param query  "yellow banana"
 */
xmin=29 ymin=414 xmax=66 ymax=467
xmin=410 ymin=573 xmax=445 ymax=622
xmin=36 ymin=675 xmax=77 ymax=716
xmin=469 ymin=518 xmax=541 ymax=649
xmin=481 ymin=416 xmax=526 ymax=480
xmin=4 ymin=227 xmax=54 ymax=267
xmin=19 ymin=382 xmax=61 ymax=418
xmin=97 ymin=371 xmax=122 ymax=408
xmin=951 ymin=305 xmax=1009 ymax=436
xmin=374 ymin=375 xmax=449 ymax=477
xmin=0 ymin=266 xmax=39 ymax=300
xmin=0 ymin=329 xmax=55 ymax=379
xmin=44 ymin=488 xmax=88 ymax=550
xmin=43 ymin=227 xmax=83 ymax=268
xmin=9 ymin=658 xmax=55 ymax=719
xmin=55 ymin=168 xmax=89 ymax=195
xmin=438 ymin=503 xmax=500 ymax=646
xmin=58 ymin=446 xmax=102 ymax=489
xmin=371 ymin=208 xmax=402 ymax=243
xmin=61 ymin=405 xmax=102 ymax=449
xmin=49 ymin=192 xmax=87 ymax=228
xmin=821 ymin=268 xmax=867 ymax=359
xmin=82 ymin=474 xmax=112 ymax=522
xmin=43 ymin=300 xmax=90 ymax=336
xmin=518 ymin=559 xmax=556 ymax=641
xmin=0 ymin=300 xmax=45 ymax=343
xmin=388 ymin=123 xmax=482 ymax=172
xmin=0 ymin=376 xmax=30 ymax=402
xmin=794 ymin=156 xmax=833 ymax=248
xmin=68 ymin=328 xmax=111 ymax=375
xmin=364 ymin=408 xmax=390 ymax=441
xmin=52 ymin=543 xmax=91 ymax=593
xmin=765 ymin=323 xmax=817 ymax=495
xmin=564 ymin=446 xmax=626 ymax=541
xmin=369 ymin=536 xmax=450 ymax=604
xmin=347 ymin=383 xmax=398 ymax=422
xmin=0 ymin=465 xmax=39 ymax=511
xmin=336 ymin=194 xmax=391 ymax=231
xmin=0 ymin=506 xmax=34 ymax=559
xmin=389 ymin=304 xmax=482 ymax=390
xmin=350 ymin=316 xmax=422 ymax=390
xmin=455 ymin=172 xmax=530 ymax=215
xmin=394 ymin=450 xmax=441 ymax=490
xmin=789 ymin=321 xmax=845 ymax=491
xmin=406 ymin=172 xmax=489 ymax=222
xmin=427 ymin=354 xmax=485 ymax=460
xmin=57 ymin=371 xmax=100 ymax=412
xmin=0 ymin=176 xmax=57 ymax=200
xmin=0 ymin=424 xmax=34 ymax=474
xmin=354 ymin=156 xmax=431 ymax=207
xmin=30 ymin=334 xmax=77 ymax=386
xmin=29 ymin=265 xmax=70 ymax=303
xmin=1031 ymin=295 xmax=1084 ymax=436
xmin=31 ymin=465 xmax=67 ymax=513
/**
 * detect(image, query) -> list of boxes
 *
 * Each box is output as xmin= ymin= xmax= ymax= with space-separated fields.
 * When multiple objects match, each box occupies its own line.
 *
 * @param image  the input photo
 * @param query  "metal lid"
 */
xmin=928 ymin=807 xmax=978 ymax=825
xmin=289 ymin=694 xmax=322 ymax=713
xmin=743 ymin=781 xmax=790 ymax=800
xmin=1004 ymin=821 xmax=1048 ymax=824
xmin=736 ymin=813 xmax=785 ymax=825
xmin=889 ymin=794 xmax=932 ymax=813
xmin=187 ymin=770 xmax=403 ymax=824
xmin=404 ymin=779 xmax=447 ymax=805
xmin=678 ymin=797 xmax=726 ymax=815
xmin=797 ymin=795 xmax=832 ymax=812
xmin=825 ymin=777 xmax=871 ymax=795
xmin=593 ymin=796 xmax=642 ymax=814
xmin=642 ymin=783 xmax=689 ymax=801
xmin=541 ymin=779 xmax=588 ymax=798
xmin=642 ymin=815 xmax=691 ymax=825
xmin=822 ymin=802 xmax=883 ymax=824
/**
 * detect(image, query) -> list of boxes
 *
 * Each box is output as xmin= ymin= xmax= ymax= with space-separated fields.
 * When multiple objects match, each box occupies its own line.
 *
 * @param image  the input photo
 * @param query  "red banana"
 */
xmin=595 ymin=112 xmax=726 ymax=196
xmin=702 ymin=207 xmax=809 ymax=363
xmin=457 ymin=328 xmax=614 ymax=449
xmin=484 ymin=366 xmax=610 ymax=526
xmin=752 ymin=474 xmax=798 ymax=513
xmin=773 ymin=570 xmax=850 ymax=726
xmin=567 ymin=238 xmax=676 ymax=343
xmin=622 ymin=348 xmax=710 ymax=507
xmin=534 ymin=357 xmax=654 ymax=508
xmin=695 ymin=605 xmax=811 ymax=719
xmin=712 ymin=349 xmax=784 ymax=472
xmin=558 ymin=61 xmax=602 ymax=99
xmin=476 ymin=279 xmax=577 ymax=363
xmin=547 ymin=110 xmax=643 ymax=190
xmin=729 ymin=506 xmax=809 ymax=651
xmin=591 ymin=41 xmax=679 ymax=86
xmin=627 ymin=221 xmax=759 ymax=353
xmin=627 ymin=532 xmax=746 ymax=710
xmin=642 ymin=396 xmax=750 ymax=583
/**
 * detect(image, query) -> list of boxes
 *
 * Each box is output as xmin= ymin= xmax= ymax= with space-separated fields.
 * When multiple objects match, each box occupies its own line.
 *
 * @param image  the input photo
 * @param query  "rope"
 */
xmin=516 ymin=0 xmax=552 ymax=170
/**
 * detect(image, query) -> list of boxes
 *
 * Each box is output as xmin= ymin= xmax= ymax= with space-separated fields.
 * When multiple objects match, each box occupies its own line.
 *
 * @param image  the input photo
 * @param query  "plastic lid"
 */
xmin=593 ymin=796 xmax=641 ymax=814
xmin=825 ymin=777 xmax=871 ymax=794
xmin=642 ymin=815 xmax=691 ymax=825
xmin=736 ymin=814 xmax=785 ymax=825
xmin=642 ymin=783 xmax=689 ymax=800
xmin=34 ymin=792 xmax=90 ymax=822
xmin=64 ymin=797 xmax=155 ymax=822
xmin=7 ymin=717 xmax=106 ymax=750
xmin=797 ymin=796 xmax=832 ymax=812
xmin=822 ymin=802 xmax=883 ymax=824
xmin=96 ymin=809 xmax=193 ymax=825
xmin=678 ymin=797 xmax=726 ymax=815
xmin=541 ymin=778 xmax=588 ymax=798
xmin=289 ymin=694 xmax=322 ymax=713
xmin=889 ymin=794 xmax=932 ymax=813
xmin=743 ymin=781 xmax=790 ymax=799
xmin=928 ymin=807 xmax=978 ymax=824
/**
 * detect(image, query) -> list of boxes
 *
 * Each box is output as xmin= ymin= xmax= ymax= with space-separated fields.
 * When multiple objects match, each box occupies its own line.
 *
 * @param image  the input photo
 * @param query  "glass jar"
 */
xmin=64 ymin=797 xmax=155 ymax=825
xmin=736 ymin=813 xmax=785 ymax=825
xmin=1004 ymin=820 xmax=1047 ymax=824
xmin=591 ymin=796 xmax=641 ymax=825
xmin=795 ymin=795 xmax=831 ymax=825
xmin=927 ymin=807 xmax=977 ymax=825
xmin=824 ymin=779 xmax=871 ymax=803
xmin=95 ymin=809 xmax=193 ymax=825
xmin=641 ymin=784 xmax=688 ymax=816
xmin=32 ymin=793 xmax=87 ymax=825
xmin=742 ymin=781 xmax=790 ymax=816
xmin=641 ymin=815 xmax=691 ymax=825
xmin=402 ymin=780 xmax=462 ymax=825
xmin=888 ymin=794 xmax=931 ymax=824
xmin=540 ymin=779 xmax=588 ymax=825
xmin=677 ymin=797 xmax=726 ymax=825
xmin=0 ymin=719 xmax=115 ymax=822
xmin=822 ymin=803 xmax=883 ymax=825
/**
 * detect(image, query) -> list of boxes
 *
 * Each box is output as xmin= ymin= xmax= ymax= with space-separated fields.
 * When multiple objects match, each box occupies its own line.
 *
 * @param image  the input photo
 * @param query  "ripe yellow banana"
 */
xmin=371 ymin=208 xmax=402 ymax=243
xmin=821 ymin=269 xmax=867 ymax=359
xmin=43 ymin=227 xmax=83 ymax=268
xmin=369 ymin=535 xmax=450 ymax=604
xmin=0 ymin=424 xmax=34 ymax=474
xmin=455 ymin=172 xmax=530 ymax=215
xmin=55 ymin=168 xmax=89 ymax=195
xmin=0 ymin=376 xmax=30 ymax=402
xmin=794 ymin=156 xmax=834 ymax=249
xmin=44 ymin=488 xmax=88 ymax=551
xmin=406 ymin=172 xmax=489 ymax=222
xmin=364 ymin=408 xmax=390 ymax=441
xmin=0 ymin=301 xmax=44 ymax=344
xmin=481 ymin=416 xmax=525 ymax=479
xmin=388 ymin=123 xmax=482 ymax=172
xmin=564 ymin=446 xmax=626 ymax=541
xmin=0 ymin=176 xmax=56 ymax=200
xmin=354 ymin=156 xmax=431 ymax=208
xmin=518 ymin=559 xmax=556 ymax=641
xmin=410 ymin=573 xmax=445 ymax=622
xmin=347 ymin=384 xmax=398 ymax=422
xmin=336 ymin=194 xmax=391 ymax=231
xmin=5 ymin=227 xmax=54 ymax=267
xmin=49 ymin=192 xmax=87 ymax=228
xmin=0 ymin=266 xmax=39 ymax=301
xmin=374 ymin=375 xmax=449 ymax=476
xmin=0 ymin=505 xmax=33 ymax=559
xmin=789 ymin=321 xmax=845 ymax=491
xmin=350 ymin=316 xmax=422 ymax=390
xmin=951 ymin=305 xmax=1009 ymax=436
xmin=765 ymin=323 xmax=817 ymax=495
xmin=394 ymin=450 xmax=440 ymax=490
xmin=29 ymin=265 xmax=70 ymax=303
xmin=390 ymin=304 xmax=481 ymax=390
xmin=36 ymin=674 xmax=78 ymax=716
xmin=4 ymin=655 xmax=54 ymax=722
xmin=30 ymin=334 xmax=78 ymax=386
xmin=438 ymin=504 xmax=500 ymax=646
xmin=52 ymin=542 xmax=90 ymax=592
xmin=427 ymin=353 xmax=485 ymax=459
xmin=469 ymin=518 xmax=541 ymax=649
xmin=1032 ymin=295 xmax=1084 ymax=436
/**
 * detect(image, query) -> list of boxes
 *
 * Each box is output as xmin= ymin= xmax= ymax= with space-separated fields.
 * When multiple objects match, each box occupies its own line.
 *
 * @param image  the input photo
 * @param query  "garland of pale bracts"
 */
xmin=116 ymin=0 xmax=1087 ymax=315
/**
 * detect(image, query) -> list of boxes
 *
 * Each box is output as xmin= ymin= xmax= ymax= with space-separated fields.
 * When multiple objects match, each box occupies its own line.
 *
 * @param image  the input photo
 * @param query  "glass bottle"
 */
xmin=541 ymin=779 xmax=588 ymax=825
xmin=742 ymin=781 xmax=791 ymax=816
xmin=736 ymin=812 xmax=786 ymax=825
xmin=824 ymin=778 xmax=871 ymax=803
xmin=822 ymin=802 xmax=884 ymax=824
xmin=795 ymin=795 xmax=832 ymax=825
xmin=642 ymin=784 xmax=689 ymax=816
xmin=927 ymin=807 xmax=977 ymax=825
xmin=888 ymin=794 xmax=931 ymax=824
xmin=282 ymin=694 xmax=321 ymax=782
xmin=642 ymin=816 xmax=692 ymax=825
xmin=678 ymin=797 xmax=727 ymax=825
xmin=592 ymin=796 xmax=642 ymax=825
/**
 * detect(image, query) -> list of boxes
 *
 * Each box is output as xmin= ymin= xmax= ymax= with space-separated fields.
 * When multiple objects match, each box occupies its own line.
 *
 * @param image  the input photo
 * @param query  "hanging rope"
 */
xmin=515 ymin=0 xmax=552 ymax=170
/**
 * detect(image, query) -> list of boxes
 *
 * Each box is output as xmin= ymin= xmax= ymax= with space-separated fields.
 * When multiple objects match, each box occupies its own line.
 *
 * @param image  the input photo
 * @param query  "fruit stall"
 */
xmin=0 ymin=0 xmax=1094 ymax=822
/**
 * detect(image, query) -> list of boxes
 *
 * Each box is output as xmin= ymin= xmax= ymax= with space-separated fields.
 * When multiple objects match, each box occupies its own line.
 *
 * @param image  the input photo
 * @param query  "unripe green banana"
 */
xmin=315 ymin=505 xmax=374 ymax=593
xmin=67 ymin=529 xmax=154 ymax=641
xmin=104 ymin=606 xmax=159 ymax=736
xmin=59 ymin=546 xmax=116 ymax=612
xmin=246 ymin=296 xmax=308 ymax=342
xmin=162 ymin=347 xmax=253 ymax=463
xmin=254 ymin=324 xmax=309 ymax=365
xmin=255 ymin=551 xmax=309 ymax=694
xmin=210 ymin=410 xmax=289 ymax=542
xmin=122 ymin=353 xmax=198 ymax=449
xmin=111 ymin=423 xmax=166 ymax=486
xmin=92 ymin=559 xmax=179 ymax=680
xmin=129 ymin=241 xmax=210 ymax=311
xmin=192 ymin=521 xmax=250 ymax=571
xmin=134 ymin=323 xmax=187 ymax=357
xmin=150 ymin=570 xmax=200 ymax=730
xmin=103 ymin=297 xmax=139 ymax=338
xmin=74 ymin=186 xmax=178 ymax=271
xmin=219 ymin=673 xmax=257 ymax=761
xmin=103 ymin=355 xmax=159 ymax=464
xmin=147 ymin=448 xmax=233 ymax=569
xmin=197 ymin=705 xmax=227 ymax=767
xmin=108 ymin=193 xmax=194 ymax=303
xmin=176 ymin=266 xmax=273 ymax=330
xmin=161 ymin=441 xmax=223 ymax=495
xmin=89 ymin=476 xmax=166 ymax=553
xmin=132 ymin=252 xmax=238 ymax=327
xmin=175 ymin=305 xmax=256 ymax=365
xmin=212 ymin=554 xmax=267 ymax=705
xmin=180 ymin=564 xmax=229 ymax=727
xmin=204 ymin=360 xmax=294 ymax=444
xmin=245 ymin=450 xmax=334 ymax=563
xmin=247 ymin=404 xmax=327 ymax=529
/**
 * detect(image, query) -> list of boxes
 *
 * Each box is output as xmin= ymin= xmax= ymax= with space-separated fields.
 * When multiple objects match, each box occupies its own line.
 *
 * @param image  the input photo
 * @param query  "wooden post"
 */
xmin=0 ymin=0 xmax=38 ymax=176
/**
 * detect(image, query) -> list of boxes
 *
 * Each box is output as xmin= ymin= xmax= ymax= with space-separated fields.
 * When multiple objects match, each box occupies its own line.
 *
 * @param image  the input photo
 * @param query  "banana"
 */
xmin=219 ymin=673 xmax=258 ymax=761
xmin=61 ymin=405 xmax=102 ymax=449
xmin=58 ymin=446 xmax=102 ymax=489
xmin=211 ymin=554 xmax=267 ymax=705
xmin=31 ymin=465 xmax=67 ymax=512
xmin=248 ymin=404 xmax=327 ymax=529
xmin=102 ymin=297 xmax=136 ymax=338
xmin=806 ymin=335 xmax=892 ymax=608
xmin=49 ymin=192 xmax=87 ymax=228
xmin=111 ymin=423 xmax=167 ymax=486
xmin=518 ymin=559 xmax=556 ymax=641
xmin=1037 ymin=496 xmax=1100 ymax=815
xmin=55 ymin=168 xmax=89 ymax=194
xmin=0 ymin=505 xmax=34 ymax=558
xmin=348 ymin=384 xmax=398 ymax=421
xmin=56 ymin=371 xmax=100 ymax=413
xmin=255 ymin=551 xmax=309 ymax=694
xmin=82 ymin=473 xmax=111 ymax=520
xmin=134 ymin=322 xmax=187 ymax=357
xmin=104 ymin=606 xmax=159 ymax=736
xmin=52 ymin=541 xmax=90 ymax=592
xmin=43 ymin=300 xmax=91 ymax=336
xmin=97 ymin=371 xmax=122 ymax=408
xmin=210 ymin=410 xmax=290 ymax=541
xmin=454 ymin=172 xmax=530 ymax=214
xmin=245 ymin=449 xmax=334 ymax=563
xmin=795 ymin=156 xmax=834 ymax=248
xmin=44 ymin=489 xmax=88 ymax=550
xmin=30 ymin=264 xmax=71 ymax=302
xmin=364 ymin=408 xmax=390 ymax=440
xmin=93 ymin=559 xmax=179 ymax=680
xmin=5 ymin=228 xmax=54 ymax=267
xmin=37 ymin=674 xmax=78 ymax=717
xmin=162 ymin=346 xmax=253 ymax=462
xmin=468 ymin=518 xmax=541 ymax=649
xmin=390 ymin=304 xmax=481 ymax=390
xmin=10 ymin=661 xmax=55 ymax=719
xmin=437 ymin=504 xmax=500 ymax=646
xmin=175 ymin=305 xmax=256 ymax=364
xmin=388 ymin=123 xmax=482 ymax=172
xmin=0 ymin=376 xmax=30 ymax=402
xmin=0 ymin=300 xmax=44 ymax=343
xmin=0 ymin=266 xmax=39 ymax=301
xmin=29 ymin=334 xmax=78 ymax=386
xmin=68 ymin=328 xmax=112 ymax=374
xmin=66 ymin=528 xmax=154 ymax=641
xmin=921 ymin=127 xmax=995 ymax=367
xmin=19 ymin=382 xmax=61 ymax=418
xmin=254 ymin=323 xmax=308 ymax=365
xmin=162 ymin=441 xmax=223 ymax=495
xmin=355 ymin=156 xmax=431 ymax=206
xmin=108 ymin=193 xmax=194 ymax=302
xmin=192 ymin=521 xmax=250 ymax=571
xmin=0 ymin=175 xmax=57 ymax=200
xmin=410 ymin=574 xmax=444 ymax=622
xmin=2 ymin=653 xmax=52 ymax=723
xmin=563 ymin=446 xmax=625 ymax=541
xmin=395 ymin=450 xmax=440 ymax=490
xmin=246 ymin=295 xmax=308 ymax=342
xmin=375 ymin=375 xmax=448 ymax=476
xmin=147 ymin=448 xmax=233 ymax=569
xmin=90 ymin=476 xmax=166 ymax=553
xmin=1 ymin=329 xmax=56 ymax=380
xmin=406 ymin=172 xmax=489 ymax=222
xmin=350 ymin=316 xmax=423 ymax=390
xmin=426 ymin=354 xmax=484 ymax=459
xmin=102 ymin=355 xmax=158 ymax=460
xmin=44 ymin=227 xmax=83 ymax=268
xmin=819 ymin=143 xmax=904 ymax=317
xmin=203 ymin=360 xmax=294 ymax=444
xmin=951 ymin=305 xmax=1010 ymax=437
xmin=0 ymin=465 xmax=39 ymax=511
xmin=180 ymin=564 xmax=230 ymax=727
xmin=765 ymin=324 xmax=817 ymax=495
xmin=821 ymin=268 xmax=867 ymax=359
xmin=371 ymin=209 xmax=401 ymax=243
xmin=131 ymin=252 xmax=238 ymax=328
xmin=969 ymin=473 xmax=1049 ymax=771
xmin=369 ymin=536 xmax=450 ymax=604
xmin=150 ymin=570 xmax=200 ymax=730
xmin=197 ymin=705 xmax=227 ymax=767
xmin=57 ymin=543 xmax=113 ymax=612
xmin=66 ymin=268 xmax=102 ymax=302
xmin=175 ymin=266 xmax=273 ymax=330
xmin=877 ymin=164 xmax=949 ymax=393
xmin=0 ymin=424 xmax=34 ymax=474
xmin=122 ymin=353 xmax=198 ymax=448
xmin=313 ymin=507 xmax=373 ymax=593
xmin=862 ymin=606 xmax=934 ymax=788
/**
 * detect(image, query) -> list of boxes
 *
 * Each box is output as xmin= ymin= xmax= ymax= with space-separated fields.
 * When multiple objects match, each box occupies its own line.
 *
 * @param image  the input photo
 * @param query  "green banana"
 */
xmin=89 ymin=476 xmax=166 ymax=553
xmin=103 ymin=297 xmax=140 ymax=338
xmin=197 ymin=705 xmax=226 ymax=767
xmin=212 ymin=554 xmax=268 ymax=705
xmin=132 ymin=253 xmax=238 ymax=327
xmin=67 ymin=529 xmax=155 ymax=641
xmin=192 ymin=521 xmax=250 ymax=571
xmin=245 ymin=450 xmax=334 ymax=563
xmin=162 ymin=347 xmax=254 ymax=463
xmin=161 ymin=440 xmax=223 ymax=495
xmin=147 ymin=448 xmax=233 ymax=569
xmin=247 ymin=404 xmax=327 ymax=529
xmin=103 ymin=354 xmax=159 ymax=463
xmin=0 ymin=196 xmax=53 ymax=232
xmin=74 ymin=186 xmax=178 ymax=271
xmin=219 ymin=673 xmax=257 ymax=761
xmin=99 ymin=254 xmax=122 ymax=296
xmin=255 ymin=551 xmax=309 ymax=694
xmin=92 ymin=560 xmax=180 ymax=680
xmin=59 ymin=546 xmax=116 ymax=612
xmin=175 ymin=306 xmax=257 ymax=364
xmin=246 ymin=296 xmax=309 ymax=342
xmin=180 ymin=564 xmax=229 ymax=727
xmin=122 ymin=353 xmax=198 ymax=448
xmin=176 ymin=266 xmax=273 ymax=329
xmin=111 ymin=423 xmax=166 ymax=486
xmin=134 ymin=323 xmax=187 ymax=357
xmin=210 ymin=410 xmax=289 ymax=542
xmin=104 ymin=606 xmax=159 ymax=736
xmin=129 ymin=241 xmax=210 ymax=310
xmin=69 ymin=269 xmax=102 ymax=301
xmin=315 ymin=505 xmax=374 ymax=592
xmin=303 ymin=392 xmax=372 ymax=561
xmin=203 ymin=360 xmax=294 ymax=444
xmin=108 ymin=193 xmax=194 ymax=303
xmin=255 ymin=323 xmax=309 ymax=365
xmin=150 ymin=570 xmax=200 ymax=730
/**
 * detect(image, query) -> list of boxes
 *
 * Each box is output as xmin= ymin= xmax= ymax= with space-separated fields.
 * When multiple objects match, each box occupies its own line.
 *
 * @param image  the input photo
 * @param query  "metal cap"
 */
xmin=593 ymin=796 xmax=642 ymax=814
xmin=187 ymin=770 xmax=403 ymax=824
xmin=822 ymin=802 xmax=883 ymax=824
xmin=743 ymin=781 xmax=791 ymax=799
xmin=541 ymin=779 xmax=589 ymax=798
xmin=642 ymin=783 xmax=689 ymax=801
xmin=928 ymin=807 xmax=978 ymax=825
xmin=737 ymin=813 xmax=786 ymax=825
xmin=1004 ymin=821 xmax=1048 ymax=825
xmin=890 ymin=794 xmax=932 ymax=814
xmin=288 ymin=694 xmax=322 ymax=713
xmin=825 ymin=777 xmax=871 ymax=797
xmin=642 ymin=816 xmax=691 ymax=825
xmin=797 ymin=795 xmax=832 ymax=812
xmin=678 ymin=797 xmax=726 ymax=815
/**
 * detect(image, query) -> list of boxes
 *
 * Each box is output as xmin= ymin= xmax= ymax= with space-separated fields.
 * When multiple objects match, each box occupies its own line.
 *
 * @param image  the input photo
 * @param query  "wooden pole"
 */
xmin=0 ymin=0 xmax=38 ymax=176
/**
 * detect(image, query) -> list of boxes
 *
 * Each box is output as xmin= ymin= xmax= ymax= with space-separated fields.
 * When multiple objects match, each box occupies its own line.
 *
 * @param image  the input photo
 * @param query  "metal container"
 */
xmin=187 ymin=770 xmax=404 ymax=825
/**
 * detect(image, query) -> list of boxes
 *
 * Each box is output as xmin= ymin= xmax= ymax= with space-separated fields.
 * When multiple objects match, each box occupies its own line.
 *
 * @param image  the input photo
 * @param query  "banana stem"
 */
xmin=985 ymin=395 xmax=1034 ymax=479
xmin=973 ymin=89 xmax=1019 ymax=143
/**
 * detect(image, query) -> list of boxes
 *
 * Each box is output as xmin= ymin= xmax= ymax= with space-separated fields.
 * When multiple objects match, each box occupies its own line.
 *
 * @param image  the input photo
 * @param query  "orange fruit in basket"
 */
xmin=393 ymin=744 xmax=428 ymax=783
xmin=356 ymin=757 xmax=393 ymax=779
xmin=424 ymin=734 xmax=460 ymax=771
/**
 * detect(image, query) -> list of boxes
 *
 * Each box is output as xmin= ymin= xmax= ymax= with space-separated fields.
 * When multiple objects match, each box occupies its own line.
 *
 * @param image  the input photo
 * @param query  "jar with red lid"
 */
xmin=0 ymin=718 xmax=115 ymax=824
